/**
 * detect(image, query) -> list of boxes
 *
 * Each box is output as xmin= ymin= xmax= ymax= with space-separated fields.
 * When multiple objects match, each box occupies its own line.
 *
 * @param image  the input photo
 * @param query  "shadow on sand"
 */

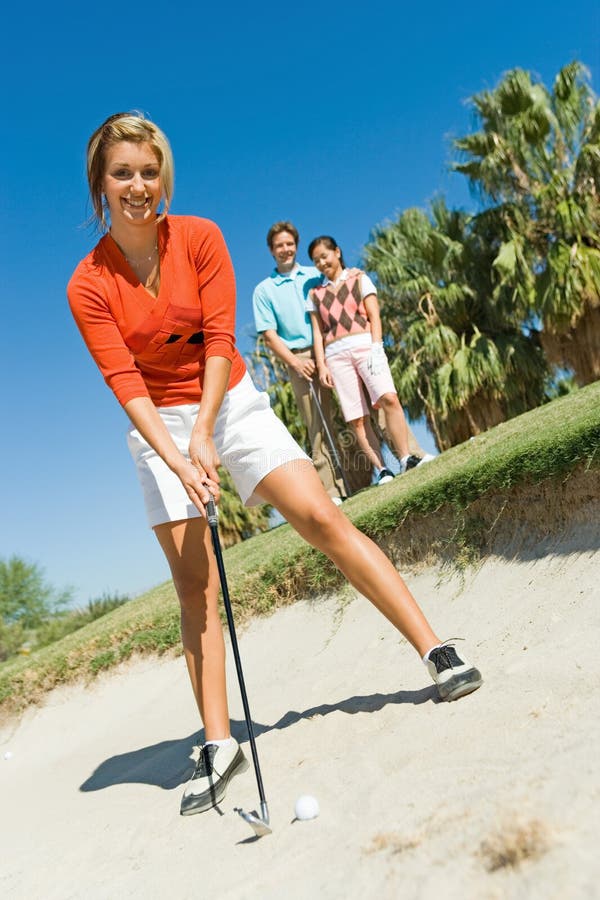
xmin=79 ymin=684 xmax=436 ymax=792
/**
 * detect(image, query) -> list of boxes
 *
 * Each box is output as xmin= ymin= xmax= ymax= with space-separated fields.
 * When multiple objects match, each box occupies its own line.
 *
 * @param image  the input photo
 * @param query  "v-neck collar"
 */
xmin=103 ymin=222 xmax=165 ymax=303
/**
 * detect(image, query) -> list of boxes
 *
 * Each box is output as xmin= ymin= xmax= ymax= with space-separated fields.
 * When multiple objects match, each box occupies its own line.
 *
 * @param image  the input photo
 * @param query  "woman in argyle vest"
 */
xmin=307 ymin=236 xmax=430 ymax=484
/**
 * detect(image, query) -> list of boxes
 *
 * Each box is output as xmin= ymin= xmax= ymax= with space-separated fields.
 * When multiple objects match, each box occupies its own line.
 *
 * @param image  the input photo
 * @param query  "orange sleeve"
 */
xmin=191 ymin=220 xmax=237 ymax=362
xmin=67 ymin=265 xmax=150 ymax=405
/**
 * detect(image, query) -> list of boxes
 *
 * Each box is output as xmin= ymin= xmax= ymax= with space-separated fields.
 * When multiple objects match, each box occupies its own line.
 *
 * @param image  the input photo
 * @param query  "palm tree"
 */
xmin=454 ymin=62 xmax=600 ymax=384
xmin=363 ymin=199 xmax=548 ymax=450
xmin=245 ymin=337 xmax=310 ymax=450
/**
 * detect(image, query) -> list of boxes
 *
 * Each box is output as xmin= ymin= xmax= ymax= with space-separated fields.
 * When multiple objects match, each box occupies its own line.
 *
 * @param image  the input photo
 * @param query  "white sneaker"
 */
xmin=180 ymin=738 xmax=249 ymax=815
xmin=400 ymin=453 xmax=425 ymax=474
xmin=425 ymin=642 xmax=483 ymax=701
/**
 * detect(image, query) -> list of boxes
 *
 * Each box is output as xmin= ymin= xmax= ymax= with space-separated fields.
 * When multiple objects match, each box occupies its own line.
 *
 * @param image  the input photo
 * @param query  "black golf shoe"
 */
xmin=180 ymin=738 xmax=249 ymax=815
xmin=426 ymin=642 xmax=483 ymax=701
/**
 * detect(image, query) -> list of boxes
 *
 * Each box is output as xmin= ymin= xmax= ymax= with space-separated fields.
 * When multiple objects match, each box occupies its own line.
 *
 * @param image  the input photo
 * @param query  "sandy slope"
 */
xmin=1 ymin=536 xmax=598 ymax=900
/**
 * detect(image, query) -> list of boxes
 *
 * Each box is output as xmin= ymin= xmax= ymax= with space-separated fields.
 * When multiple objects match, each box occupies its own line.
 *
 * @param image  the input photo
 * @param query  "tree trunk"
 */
xmin=541 ymin=300 xmax=600 ymax=386
xmin=427 ymin=392 xmax=508 ymax=450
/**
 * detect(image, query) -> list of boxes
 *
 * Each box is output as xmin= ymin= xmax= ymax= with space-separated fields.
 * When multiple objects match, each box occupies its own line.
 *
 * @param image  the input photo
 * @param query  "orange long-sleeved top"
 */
xmin=67 ymin=215 xmax=246 ymax=407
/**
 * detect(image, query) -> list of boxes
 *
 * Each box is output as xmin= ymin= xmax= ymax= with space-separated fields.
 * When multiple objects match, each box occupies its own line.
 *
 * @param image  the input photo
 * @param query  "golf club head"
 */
xmin=235 ymin=806 xmax=272 ymax=837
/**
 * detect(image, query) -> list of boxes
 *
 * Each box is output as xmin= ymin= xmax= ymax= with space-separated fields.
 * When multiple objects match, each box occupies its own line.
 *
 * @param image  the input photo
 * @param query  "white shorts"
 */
xmin=127 ymin=373 xmax=310 ymax=528
xmin=326 ymin=344 xmax=397 ymax=421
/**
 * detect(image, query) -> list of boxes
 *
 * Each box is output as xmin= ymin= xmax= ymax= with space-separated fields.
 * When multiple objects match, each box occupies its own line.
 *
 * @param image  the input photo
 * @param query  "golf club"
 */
xmin=206 ymin=496 xmax=272 ymax=838
xmin=308 ymin=380 xmax=353 ymax=498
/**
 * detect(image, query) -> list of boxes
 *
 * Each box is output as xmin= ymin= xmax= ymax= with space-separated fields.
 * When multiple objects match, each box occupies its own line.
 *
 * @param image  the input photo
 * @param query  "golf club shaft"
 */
xmin=206 ymin=499 xmax=268 ymax=810
xmin=308 ymin=380 xmax=352 ymax=497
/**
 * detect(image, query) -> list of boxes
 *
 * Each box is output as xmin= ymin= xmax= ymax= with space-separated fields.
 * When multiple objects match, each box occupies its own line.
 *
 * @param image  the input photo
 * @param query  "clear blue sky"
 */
xmin=1 ymin=1 xmax=597 ymax=605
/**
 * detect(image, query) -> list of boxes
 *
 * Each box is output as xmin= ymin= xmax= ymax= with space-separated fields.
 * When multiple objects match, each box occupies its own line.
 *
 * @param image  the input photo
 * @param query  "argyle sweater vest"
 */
xmin=311 ymin=269 xmax=371 ymax=345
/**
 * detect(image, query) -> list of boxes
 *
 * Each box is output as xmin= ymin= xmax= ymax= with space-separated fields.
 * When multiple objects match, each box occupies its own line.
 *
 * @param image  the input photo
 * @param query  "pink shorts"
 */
xmin=326 ymin=344 xmax=397 ymax=421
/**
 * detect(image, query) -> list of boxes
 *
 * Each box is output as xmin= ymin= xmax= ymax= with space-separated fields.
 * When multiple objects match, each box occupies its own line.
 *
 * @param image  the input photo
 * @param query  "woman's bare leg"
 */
xmin=377 ymin=392 xmax=410 ymax=459
xmin=350 ymin=416 xmax=385 ymax=470
xmin=154 ymin=517 xmax=230 ymax=740
xmin=256 ymin=461 xmax=440 ymax=656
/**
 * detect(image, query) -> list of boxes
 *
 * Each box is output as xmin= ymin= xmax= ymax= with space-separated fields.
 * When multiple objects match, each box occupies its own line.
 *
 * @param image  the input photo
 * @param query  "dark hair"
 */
xmin=266 ymin=221 xmax=299 ymax=249
xmin=307 ymin=235 xmax=346 ymax=269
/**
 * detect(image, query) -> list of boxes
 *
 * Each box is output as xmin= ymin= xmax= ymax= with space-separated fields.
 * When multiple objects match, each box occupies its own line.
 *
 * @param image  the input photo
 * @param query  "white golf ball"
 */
xmin=3 ymin=751 xmax=13 ymax=760
xmin=295 ymin=794 xmax=319 ymax=820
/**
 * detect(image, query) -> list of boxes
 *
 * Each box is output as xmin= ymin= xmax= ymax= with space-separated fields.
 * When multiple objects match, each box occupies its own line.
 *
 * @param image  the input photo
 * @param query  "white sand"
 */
xmin=1 ymin=539 xmax=598 ymax=899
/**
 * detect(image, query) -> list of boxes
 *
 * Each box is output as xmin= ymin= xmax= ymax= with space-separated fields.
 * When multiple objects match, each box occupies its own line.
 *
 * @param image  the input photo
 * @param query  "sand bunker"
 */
xmin=1 ymin=524 xmax=598 ymax=899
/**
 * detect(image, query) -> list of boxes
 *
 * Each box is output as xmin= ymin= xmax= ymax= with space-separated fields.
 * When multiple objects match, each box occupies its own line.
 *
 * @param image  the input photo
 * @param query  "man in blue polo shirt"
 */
xmin=252 ymin=221 xmax=345 ymax=503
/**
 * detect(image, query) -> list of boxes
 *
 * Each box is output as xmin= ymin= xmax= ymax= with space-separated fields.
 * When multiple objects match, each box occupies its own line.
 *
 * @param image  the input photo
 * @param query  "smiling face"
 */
xmin=102 ymin=141 xmax=163 ymax=228
xmin=270 ymin=231 xmax=298 ymax=272
xmin=310 ymin=241 xmax=343 ymax=281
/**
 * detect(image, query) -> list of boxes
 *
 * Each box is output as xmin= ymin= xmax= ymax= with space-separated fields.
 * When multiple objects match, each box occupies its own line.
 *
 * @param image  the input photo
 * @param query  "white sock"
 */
xmin=205 ymin=737 xmax=234 ymax=748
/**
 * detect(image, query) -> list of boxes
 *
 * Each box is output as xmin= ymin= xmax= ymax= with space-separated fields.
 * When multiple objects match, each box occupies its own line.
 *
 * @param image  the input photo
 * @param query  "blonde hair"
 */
xmin=86 ymin=112 xmax=174 ymax=230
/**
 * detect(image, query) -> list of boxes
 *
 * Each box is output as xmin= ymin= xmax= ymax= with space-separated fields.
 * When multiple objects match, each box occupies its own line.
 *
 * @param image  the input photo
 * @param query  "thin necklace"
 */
xmin=110 ymin=231 xmax=159 ymax=268
xmin=125 ymin=244 xmax=158 ymax=268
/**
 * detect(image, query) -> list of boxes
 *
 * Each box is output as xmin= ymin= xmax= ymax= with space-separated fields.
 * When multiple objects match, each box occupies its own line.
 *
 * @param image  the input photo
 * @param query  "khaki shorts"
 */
xmin=127 ymin=373 xmax=310 ymax=527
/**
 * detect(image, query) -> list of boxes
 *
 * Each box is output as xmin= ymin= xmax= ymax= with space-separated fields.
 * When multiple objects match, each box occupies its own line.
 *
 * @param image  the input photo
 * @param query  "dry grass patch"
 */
xmin=480 ymin=818 xmax=551 ymax=872
xmin=364 ymin=830 xmax=422 ymax=856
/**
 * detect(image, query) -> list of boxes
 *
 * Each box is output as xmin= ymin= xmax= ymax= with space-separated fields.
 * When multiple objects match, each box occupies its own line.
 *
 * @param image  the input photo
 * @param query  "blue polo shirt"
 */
xmin=252 ymin=264 xmax=323 ymax=350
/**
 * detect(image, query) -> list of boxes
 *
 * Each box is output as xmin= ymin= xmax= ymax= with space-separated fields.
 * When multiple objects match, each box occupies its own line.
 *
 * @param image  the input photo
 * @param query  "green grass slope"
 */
xmin=2 ymin=383 xmax=599 ymax=715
